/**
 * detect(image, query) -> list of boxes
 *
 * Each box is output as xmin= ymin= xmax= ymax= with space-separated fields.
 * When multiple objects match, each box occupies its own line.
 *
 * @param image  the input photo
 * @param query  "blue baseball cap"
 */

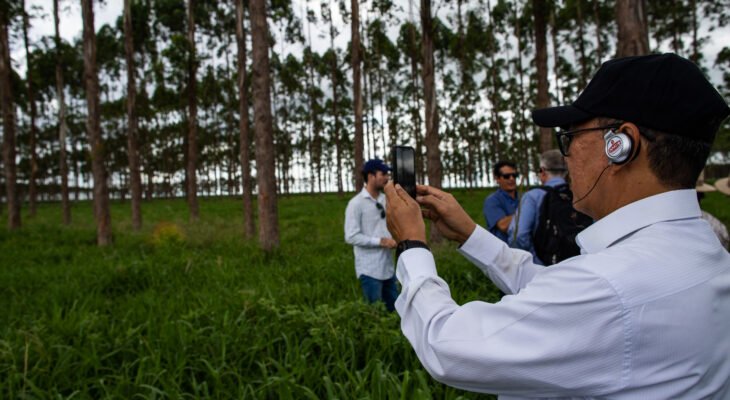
xmin=363 ymin=158 xmax=391 ymax=174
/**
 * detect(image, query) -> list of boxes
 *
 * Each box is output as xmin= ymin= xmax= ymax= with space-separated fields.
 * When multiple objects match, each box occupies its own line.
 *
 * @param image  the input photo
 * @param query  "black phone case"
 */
xmin=392 ymin=146 xmax=417 ymax=198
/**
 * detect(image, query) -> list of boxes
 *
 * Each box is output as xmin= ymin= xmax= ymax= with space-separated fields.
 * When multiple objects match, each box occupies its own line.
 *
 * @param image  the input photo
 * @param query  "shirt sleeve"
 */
xmin=484 ymin=195 xmax=506 ymax=235
xmin=460 ymin=225 xmax=541 ymax=294
xmin=344 ymin=200 xmax=381 ymax=247
xmin=509 ymin=191 xmax=539 ymax=252
xmin=395 ymin=241 xmax=627 ymax=397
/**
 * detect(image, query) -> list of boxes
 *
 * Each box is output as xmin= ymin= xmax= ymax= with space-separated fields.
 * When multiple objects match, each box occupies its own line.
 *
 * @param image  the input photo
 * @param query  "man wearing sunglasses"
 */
xmin=385 ymin=53 xmax=730 ymax=397
xmin=483 ymin=161 xmax=520 ymax=243
xmin=344 ymin=158 xmax=398 ymax=311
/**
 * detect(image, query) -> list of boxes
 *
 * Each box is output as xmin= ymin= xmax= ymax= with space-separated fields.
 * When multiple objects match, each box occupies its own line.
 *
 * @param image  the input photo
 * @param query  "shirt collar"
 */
xmin=545 ymin=177 xmax=566 ymax=187
xmin=359 ymin=187 xmax=383 ymax=202
xmin=576 ymin=189 xmax=701 ymax=254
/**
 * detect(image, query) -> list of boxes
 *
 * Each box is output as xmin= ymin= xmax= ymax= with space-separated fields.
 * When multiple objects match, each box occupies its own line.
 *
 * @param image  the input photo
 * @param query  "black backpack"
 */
xmin=533 ymin=184 xmax=593 ymax=265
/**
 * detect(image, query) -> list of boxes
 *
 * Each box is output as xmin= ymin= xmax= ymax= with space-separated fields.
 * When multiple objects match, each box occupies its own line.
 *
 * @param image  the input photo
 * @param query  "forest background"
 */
xmin=1 ymin=0 xmax=729 ymax=249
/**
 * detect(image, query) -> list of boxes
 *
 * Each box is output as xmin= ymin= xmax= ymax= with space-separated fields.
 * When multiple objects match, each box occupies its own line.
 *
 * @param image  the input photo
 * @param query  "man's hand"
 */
xmin=380 ymin=238 xmax=397 ymax=249
xmin=416 ymin=185 xmax=477 ymax=244
xmin=384 ymin=182 xmax=427 ymax=243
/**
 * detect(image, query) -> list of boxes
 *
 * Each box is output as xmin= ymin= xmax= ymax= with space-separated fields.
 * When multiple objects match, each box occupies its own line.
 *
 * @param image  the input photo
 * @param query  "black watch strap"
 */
xmin=396 ymin=240 xmax=430 ymax=259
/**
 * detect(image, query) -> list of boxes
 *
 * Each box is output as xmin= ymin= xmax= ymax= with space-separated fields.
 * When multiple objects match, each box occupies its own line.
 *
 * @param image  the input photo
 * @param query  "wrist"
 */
xmin=396 ymin=239 xmax=430 ymax=260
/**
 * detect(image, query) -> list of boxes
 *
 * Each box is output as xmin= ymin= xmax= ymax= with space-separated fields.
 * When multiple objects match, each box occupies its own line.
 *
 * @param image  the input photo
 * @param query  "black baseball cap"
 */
xmin=532 ymin=53 xmax=730 ymax=143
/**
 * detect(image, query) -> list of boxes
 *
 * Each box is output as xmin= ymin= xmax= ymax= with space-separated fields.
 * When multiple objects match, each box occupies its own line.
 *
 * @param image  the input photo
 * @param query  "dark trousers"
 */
xmin=358 ymin=274 xmax=399 ymax=312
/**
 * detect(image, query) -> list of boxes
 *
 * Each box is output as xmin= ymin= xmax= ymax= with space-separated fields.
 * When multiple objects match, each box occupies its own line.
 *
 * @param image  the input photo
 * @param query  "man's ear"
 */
xmin=618 ymin=122 xmax=643 ymax=165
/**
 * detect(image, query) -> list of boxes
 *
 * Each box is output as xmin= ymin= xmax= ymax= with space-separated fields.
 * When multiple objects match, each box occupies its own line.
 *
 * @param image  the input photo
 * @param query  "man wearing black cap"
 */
xmin=344 ymin=158 xmax=399 ymax=311
xmin=384 ymin=54 xmax=730 ymax=397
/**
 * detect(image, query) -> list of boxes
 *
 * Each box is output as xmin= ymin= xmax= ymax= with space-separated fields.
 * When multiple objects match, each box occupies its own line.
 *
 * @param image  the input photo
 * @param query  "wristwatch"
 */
xmin=396 ymin=239 xmax=430 ymax=259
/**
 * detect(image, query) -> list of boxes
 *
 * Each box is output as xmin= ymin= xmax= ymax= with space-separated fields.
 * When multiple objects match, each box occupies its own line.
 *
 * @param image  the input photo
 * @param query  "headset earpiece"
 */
xmin=604 ymin=129 xmax=635 ymax=165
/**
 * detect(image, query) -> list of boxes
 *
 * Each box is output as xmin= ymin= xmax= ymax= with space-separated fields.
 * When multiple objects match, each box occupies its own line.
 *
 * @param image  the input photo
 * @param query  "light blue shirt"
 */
xmin=507 ymin=177 xmax=566 ymax=265
xmin=395 ymin=189 xmax=730 ymax=398
xmin=344 ymin=188 xmax=394 ymax=280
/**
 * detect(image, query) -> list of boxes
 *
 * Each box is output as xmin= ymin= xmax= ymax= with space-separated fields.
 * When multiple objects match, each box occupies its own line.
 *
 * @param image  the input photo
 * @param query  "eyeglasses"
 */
xmin=375 ymin=202 xmax=385 ymax=219
xmin=499 ymin=173 xmax=519 ymax=180
xmin=556 ymin=123 xmax=621 ymax=157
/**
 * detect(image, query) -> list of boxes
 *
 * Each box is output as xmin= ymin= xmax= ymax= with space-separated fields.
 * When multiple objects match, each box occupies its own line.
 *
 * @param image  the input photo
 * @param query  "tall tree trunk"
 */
xmin=22 ymin=0 xmax=38 ymax=217
xmin=549 ymin=6 xmax=561 ymax=105
xmin=328 ymin=0 xmax=343 ymax=196
xmin=594 ymin=0 xmax=603 ymax=61
xmin=576 ymin=0 xmax=588 ymax=88
xmin=690 ymin=0 xmax=698 ymax=63
xmin=249 ymin=0 xmax=279 ymax=251
xmin=54 ymin=0 xmax=71 ymax=225
xmin=0 ymin=7 xmax=20 ymax=229
xmin=124 ymin=0 xmax=142 ymax=231
xmin=486 ymin=0 xmax=501 ymax=167
xmin=533 ymin=0 xmax=551 ymax=152
xmin=615 ymin=0 xmax=650 ymax=57
xmin=186 ymin=0 xmax=199 ymax=220
xmin=407 ymin=21 xmax=424 ymax=183
xmin=514 ymin=6 xmax=531 ymax=187
xmin=420 ymin=0 xmax=442 ymax=242
xmin=81 ymin=0 xmax=112 ymax=245
xmin=236 ymin=0 xmax=254 ymax=238
xmin=351 ymin=0 xmax=364 ymax=190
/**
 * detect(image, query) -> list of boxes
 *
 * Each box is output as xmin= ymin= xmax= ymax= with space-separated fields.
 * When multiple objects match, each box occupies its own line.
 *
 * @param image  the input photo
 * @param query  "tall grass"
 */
xmin=1 ymin=189 xmax=727 ymax=398
xmin=0 ymin=190 xmax=499 ymax=399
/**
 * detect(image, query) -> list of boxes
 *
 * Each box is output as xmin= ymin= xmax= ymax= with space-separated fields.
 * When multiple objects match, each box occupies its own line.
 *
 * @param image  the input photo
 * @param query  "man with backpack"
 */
xmin=508 ymin=150 xmax=592 ymax=265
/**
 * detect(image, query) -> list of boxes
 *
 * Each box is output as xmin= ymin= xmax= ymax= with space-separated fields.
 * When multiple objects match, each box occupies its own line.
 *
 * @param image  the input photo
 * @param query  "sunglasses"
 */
xmin=375 ymin=202 xmax=385 ymax=219
xmin=499 ymin=173 xmax=519 ymax=179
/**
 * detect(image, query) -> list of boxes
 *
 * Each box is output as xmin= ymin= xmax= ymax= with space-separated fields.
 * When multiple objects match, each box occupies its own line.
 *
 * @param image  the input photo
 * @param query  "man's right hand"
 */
xmin=380 ymin=238 xmax=397 ymax=249
xmin=416 ymin=185 xmax=477 ymax=244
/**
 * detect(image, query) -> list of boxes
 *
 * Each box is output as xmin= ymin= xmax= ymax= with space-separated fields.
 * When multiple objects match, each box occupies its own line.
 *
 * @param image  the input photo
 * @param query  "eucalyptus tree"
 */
xmin=81 ymin=0 xmax=112 ymax=245
xmin=322 ymin=0 xmax=344 ymax=195
xmin=0 ymin=0 xmax=20 ymax=228
xmin=615 ymin=0 xmax=649 ymax=57
xmin=396 ymin=20 xmax=423 ymax=178
xmin=123 ymin=0 xmax=142 ymax=230
xmin=21 ymin=0 xmax=39 ymax=216
xmin=186 ymin=0 xmax=199 ymax=219
xmin=53 ymin=0 xmax=70 ymax=224
xmin=236 ymin=0 xmax=254 ymax=237
xmin=350 ymin=0 xmax=364 ymax=190
xmin=419 ymin=0 xmax=443 ymax=240
xmin=250 ymin=0 xmax=279 ymax=250
xmin=533 ymin=0 xmax=551 ymax=152
xmin=420 ymin=0 xmax=441 ymax=190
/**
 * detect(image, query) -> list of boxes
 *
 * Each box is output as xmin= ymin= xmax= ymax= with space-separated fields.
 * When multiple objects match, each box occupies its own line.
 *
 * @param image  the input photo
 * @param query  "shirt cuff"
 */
xmin=458 ymin=225 xmax=506 ymax=264
xmin=371 ymin=237 xmax=382 ymax=247
xmin=396 ymin=247 xmax=437 ymax=285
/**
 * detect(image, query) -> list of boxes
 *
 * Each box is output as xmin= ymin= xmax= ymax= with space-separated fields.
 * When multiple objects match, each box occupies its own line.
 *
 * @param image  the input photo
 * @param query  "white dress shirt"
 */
xmin=344 ymin=188 xmax=394 ymax=280
xmin=395 ymin=189 xmax=730 ymax=399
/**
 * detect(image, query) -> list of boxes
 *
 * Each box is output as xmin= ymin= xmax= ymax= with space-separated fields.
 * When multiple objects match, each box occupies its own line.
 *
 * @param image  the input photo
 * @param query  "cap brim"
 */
xmin=715 ymin=178 xmax=730 ymax=196
xmin=532 ymin=105 xmax=593 ymax=129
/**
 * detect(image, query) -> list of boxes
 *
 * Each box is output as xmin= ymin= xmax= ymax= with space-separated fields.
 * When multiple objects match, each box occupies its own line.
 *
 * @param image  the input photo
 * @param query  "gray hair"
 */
xmin=540 ymin=149 xmax=567 ymax=178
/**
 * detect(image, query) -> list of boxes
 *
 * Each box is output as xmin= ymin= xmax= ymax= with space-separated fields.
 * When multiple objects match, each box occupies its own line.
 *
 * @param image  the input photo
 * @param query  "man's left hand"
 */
xmin=384 ymin=181 xmax=426 ymax=243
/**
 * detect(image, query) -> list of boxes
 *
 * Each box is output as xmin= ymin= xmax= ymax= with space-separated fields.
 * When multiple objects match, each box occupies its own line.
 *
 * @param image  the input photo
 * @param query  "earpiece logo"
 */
xmin=607 ymin=138 xmax=622 ymax=157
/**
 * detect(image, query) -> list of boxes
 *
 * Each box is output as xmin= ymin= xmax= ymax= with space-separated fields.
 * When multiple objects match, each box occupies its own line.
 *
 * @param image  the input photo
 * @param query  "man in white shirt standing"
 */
xmin=345 ymin=158 xmax=398 ymax=311
xmin=385 ymin=53 xmax=730 ymax=398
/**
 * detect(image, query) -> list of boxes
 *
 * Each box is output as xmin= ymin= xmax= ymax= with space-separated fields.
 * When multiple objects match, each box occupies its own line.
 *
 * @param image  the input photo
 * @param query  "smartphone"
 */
xmin=391 ymin=145 xmax=417 ymax=198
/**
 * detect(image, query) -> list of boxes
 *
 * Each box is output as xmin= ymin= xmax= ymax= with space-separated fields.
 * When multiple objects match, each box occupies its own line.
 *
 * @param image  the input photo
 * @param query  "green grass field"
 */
xmin=1 ymin=188 xmax=727 ymax=399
